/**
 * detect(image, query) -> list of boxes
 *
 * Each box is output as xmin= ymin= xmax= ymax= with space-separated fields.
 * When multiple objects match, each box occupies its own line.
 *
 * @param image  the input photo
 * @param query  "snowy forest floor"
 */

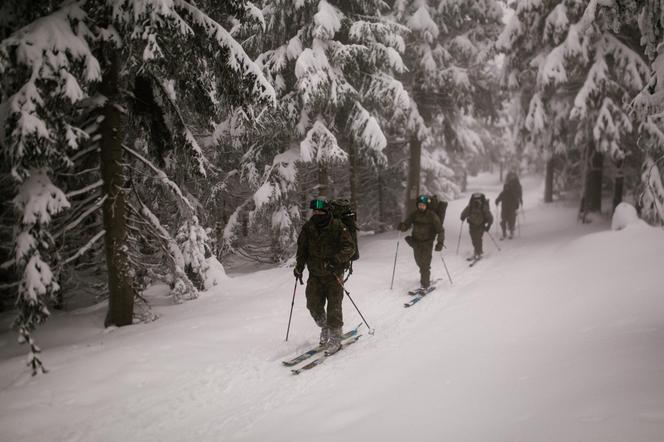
xmin=1 ymin=173 xmax=664 ymax=442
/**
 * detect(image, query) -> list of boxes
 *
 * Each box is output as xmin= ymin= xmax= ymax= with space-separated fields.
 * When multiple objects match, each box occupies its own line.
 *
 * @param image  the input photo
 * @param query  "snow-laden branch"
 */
xmin=66 ymin=180 xmax=103 ymax=198
xmin=64 ymin=229 xmax=105 ymax=265
xmin=122 ymin=143 xmax=194 ymax=214
xmin=173 ymin=0 xmax=276 ymax=105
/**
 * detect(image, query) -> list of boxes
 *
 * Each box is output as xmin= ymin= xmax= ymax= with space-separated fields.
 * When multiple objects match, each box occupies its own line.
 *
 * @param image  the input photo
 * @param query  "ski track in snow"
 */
xmin=1 ymin=173 xmax=664 ymax=441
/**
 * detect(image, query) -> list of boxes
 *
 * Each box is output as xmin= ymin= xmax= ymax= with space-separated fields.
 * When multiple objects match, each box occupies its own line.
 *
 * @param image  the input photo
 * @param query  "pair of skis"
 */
xmin=403 ymin=277 xmax=442 ymax=307
xmin=282 ymin=323 xmax=363 ymax=375
xmin=467 ymin=255 xmax=482 ymax=267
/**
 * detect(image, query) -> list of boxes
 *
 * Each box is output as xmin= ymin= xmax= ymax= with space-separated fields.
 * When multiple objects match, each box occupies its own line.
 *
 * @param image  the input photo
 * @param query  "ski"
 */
xmin=291 ymin=335 xmax=362 ymax=375
xmin=404 ymin=286 xmax=436 ymax=307
xmin=282 ymin=323 xmax=361 ymax=367
xmin=407 ymin=278 xmax=442 ymax=296
xmin=468 ymin=256 xmax=482 ymax=267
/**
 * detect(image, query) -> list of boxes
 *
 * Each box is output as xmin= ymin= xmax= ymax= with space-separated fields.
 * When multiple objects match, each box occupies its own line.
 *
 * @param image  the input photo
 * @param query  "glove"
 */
xmin=398 ymin=222 xmax=407 ymax=232
xmin=484 ymin=224 xmax=491 ymax=232
xmin=323 ymin=260 xmax=337 ymax=273
xmin=434 ymin=242 xmax=444 ymax=252
xmin=293 ymin=268 xmax=304 ymax=284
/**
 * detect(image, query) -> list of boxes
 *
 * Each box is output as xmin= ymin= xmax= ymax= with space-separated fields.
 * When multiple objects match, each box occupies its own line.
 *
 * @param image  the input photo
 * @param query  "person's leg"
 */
xmin=305 ymin=276 xmax=327 ymax=334
xmin=324 ymin=276 xmax=345 ymax=351
xmin=507 ymin=210 xmax=517 ymax=237
xmin=470 ymin=226 xmax=483 ymax=256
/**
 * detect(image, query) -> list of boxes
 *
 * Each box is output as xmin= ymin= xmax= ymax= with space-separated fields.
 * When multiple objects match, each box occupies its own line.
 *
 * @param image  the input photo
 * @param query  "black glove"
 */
xmin=398 ymin=222 xmax=407 ymax=232
xmin=293 ymin=268 xmax=304 ymax=284
xmin=484 ymin=224 xmax=491 ymax=232
xmin=434 ymin=242 xmax=444 ymax=252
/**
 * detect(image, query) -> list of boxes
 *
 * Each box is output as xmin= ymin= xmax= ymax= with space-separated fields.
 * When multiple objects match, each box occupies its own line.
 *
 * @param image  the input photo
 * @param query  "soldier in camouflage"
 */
xmin=495 ymin=171 xmax=523 ymax=239
xmin=460 ymin=193 xmax=493 ymax=259
xmin=398 ymin=195 xmax=445 ymax=289
xmin=294 ymin=199 xmax=355 ymax=353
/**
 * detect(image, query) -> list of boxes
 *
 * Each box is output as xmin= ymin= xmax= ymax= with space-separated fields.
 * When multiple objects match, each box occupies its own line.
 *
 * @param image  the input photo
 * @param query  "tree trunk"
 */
xmin=612 ymin=159 xmax=624 ymax=213
xmin=101 ymin=49 xmax=136 ymax=327
xmin=544 ymin=157 xmax=555 ymax=203
xmin=318 ymin=163 xmax=329 ymax=198
xmin=405 ymin=133 xmax=421 ymax=216
xmin=348 ymin=140 xmax=359 ymax=207
xmin=377 ymin=166 xmax=384 ymax=226
xmin=585 ymin=144 xmax=604 ymax=213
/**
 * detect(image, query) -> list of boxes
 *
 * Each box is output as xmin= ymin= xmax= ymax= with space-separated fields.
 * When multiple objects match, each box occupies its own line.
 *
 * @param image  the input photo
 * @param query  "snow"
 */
xmin=13 ymin=171 xmax=70 ymax=226
xmin=1 ymin=174 xmax=664 ymax=441
xmin=611 ymin=203 xmax=645 ymax=231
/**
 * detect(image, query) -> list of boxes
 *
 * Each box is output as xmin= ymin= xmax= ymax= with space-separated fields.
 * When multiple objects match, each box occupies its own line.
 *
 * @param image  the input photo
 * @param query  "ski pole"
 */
xmin=440 ymin=254 xmax=453 ymax=285
xmin=390 ymin=230 xmax=401 ymax=290
xmin=285 ymin=277 xmax=301 ymax=341
xmin=334 ymin=274 xmax=374 ymax=335
xmin=456 ymin=221 xmax=464 ymax=255
xmin=486 ymin=230 xmax=502 ymax=252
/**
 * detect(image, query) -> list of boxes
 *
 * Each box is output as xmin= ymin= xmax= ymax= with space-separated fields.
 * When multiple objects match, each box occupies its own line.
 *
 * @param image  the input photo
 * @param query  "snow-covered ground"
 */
xmin=1 ymin=173 xmax=663 ymax=442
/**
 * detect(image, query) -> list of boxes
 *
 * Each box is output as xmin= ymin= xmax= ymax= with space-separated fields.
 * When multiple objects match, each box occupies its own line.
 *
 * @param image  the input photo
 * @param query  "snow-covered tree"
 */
xmin=393 ymin=0 xmax=504 ymax=210
xmin=0 ymin=0 xmax=274 ymax=372
xmin=218 ymin=0 xmax=410 ymax=258
xmin=498 ymin=0 xmax=648 ymax=214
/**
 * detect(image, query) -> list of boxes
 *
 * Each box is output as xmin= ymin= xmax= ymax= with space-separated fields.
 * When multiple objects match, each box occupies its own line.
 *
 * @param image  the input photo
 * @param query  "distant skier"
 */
xmin=398 ymin=195 xmax=444 ymax=289
xmin=460 ymin=193 xmax=493 ymax=260
xmin=495 ymin=172 xmax=523 ymax=239
xmin=294 ymin=199 xmax=355 ymax=354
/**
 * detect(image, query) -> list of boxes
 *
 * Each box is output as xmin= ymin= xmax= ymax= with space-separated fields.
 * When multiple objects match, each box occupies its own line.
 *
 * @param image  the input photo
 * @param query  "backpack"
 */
xmin=329 ymin=199 xmax=359 ymax=262
xmin=467 ymin=193 xmax=489 ymax=225
xmin=428 ymin=195 xmax=448 ymax=225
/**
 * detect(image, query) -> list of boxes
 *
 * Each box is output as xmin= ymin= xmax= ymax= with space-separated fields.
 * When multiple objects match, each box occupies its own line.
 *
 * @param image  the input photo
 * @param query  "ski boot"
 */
xmin=325 ymin=328 xmax=343 ymax=355
xmin=319 ymin=326 xmax=329 ymax=346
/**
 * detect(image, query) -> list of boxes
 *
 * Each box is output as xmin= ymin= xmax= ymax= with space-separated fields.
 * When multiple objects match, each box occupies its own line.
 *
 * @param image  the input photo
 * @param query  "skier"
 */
xmin=293 ymin=199 xmax=356 ymax=354
xmin=460 ymin=193 xmax=493 ymax=260
xmin=398 ymin=195 xmax=445 ymax=289
xmin=495 ymin=172 xmax=523 ymax=239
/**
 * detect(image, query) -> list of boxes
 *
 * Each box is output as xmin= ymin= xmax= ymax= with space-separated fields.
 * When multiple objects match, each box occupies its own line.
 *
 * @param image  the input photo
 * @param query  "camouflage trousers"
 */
xmin=500 ymin=209 xmax=517 ymax=236
xmin=468 ymin=225 xmax=485 ymax=255
xmin=407 ymin=237 xmax=434 ymax=287
xmin=305 ymin=274 xmax=344 ymax=329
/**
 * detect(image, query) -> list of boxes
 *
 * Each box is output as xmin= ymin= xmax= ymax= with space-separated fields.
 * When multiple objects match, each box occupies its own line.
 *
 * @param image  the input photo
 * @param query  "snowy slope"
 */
xmin=1 ymin=174 xmax=663 ymax=442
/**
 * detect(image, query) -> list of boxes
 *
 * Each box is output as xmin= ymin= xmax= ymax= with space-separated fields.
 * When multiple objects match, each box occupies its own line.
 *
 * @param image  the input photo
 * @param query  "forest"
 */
xmin=1 ymin=0 xmax=663 ymax=374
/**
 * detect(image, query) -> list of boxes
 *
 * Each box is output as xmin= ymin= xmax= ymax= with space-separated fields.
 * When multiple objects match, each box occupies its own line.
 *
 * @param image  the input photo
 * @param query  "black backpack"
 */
xmin=468 ymin=193 xmax=489 ymax=225
xmin=329 ymin=199 xmax=359 ymax=262
xmin=428 ymin=195 xmax=448 ymax=225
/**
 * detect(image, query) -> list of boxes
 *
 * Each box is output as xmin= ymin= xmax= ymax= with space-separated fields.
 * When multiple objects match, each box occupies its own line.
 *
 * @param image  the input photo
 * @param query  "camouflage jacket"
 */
xmin=496 ymin=180 xmax=523 ymax=212
xmin=402 ymin=209 xmax=444 ymax=243
xmin=295 ymin=217 xmax=355 ymax=277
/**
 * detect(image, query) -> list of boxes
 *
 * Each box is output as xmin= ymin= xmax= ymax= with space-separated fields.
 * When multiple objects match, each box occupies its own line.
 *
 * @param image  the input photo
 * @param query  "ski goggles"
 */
xmin=417 ymin=195 xmax=429 ymax=204
xmin=309 ymin=199 xmax=328 ymax=210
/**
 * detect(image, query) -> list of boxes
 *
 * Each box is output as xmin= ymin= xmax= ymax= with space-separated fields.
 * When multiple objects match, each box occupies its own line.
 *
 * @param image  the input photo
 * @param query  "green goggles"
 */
xmin=417 ymin=195 xmax=429 ymax=204
xmin=309 ymin=199 xmax=328 ymax=210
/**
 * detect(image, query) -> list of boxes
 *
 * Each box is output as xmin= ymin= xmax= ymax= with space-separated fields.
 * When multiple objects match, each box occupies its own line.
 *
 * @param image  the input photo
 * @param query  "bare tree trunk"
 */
xmin=612 ymin=159 xmax=624 ymax=213
xmin=377 ymin=166 xmax=385 ymax=227
xmin=585 ymin=143 xmax=604 ymax=213
xmin=101 ymin=49 xmax=136 ymax=327
xmin=318 ymin=163 xmax=329 ymax=198
xmin=405 ymin=133 xmax=421 ymax=216
xmin=544 ymin=156 xmax=555 ymax=203
xmin=348 ymin=140 xmax=359 ymax=207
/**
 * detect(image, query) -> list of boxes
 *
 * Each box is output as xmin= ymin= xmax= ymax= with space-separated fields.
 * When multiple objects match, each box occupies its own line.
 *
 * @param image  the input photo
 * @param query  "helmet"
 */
xmin=417 ymin=195 xmax=429 ymax=205
xmin=309 ymin=198 xmax=329 ymax=211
